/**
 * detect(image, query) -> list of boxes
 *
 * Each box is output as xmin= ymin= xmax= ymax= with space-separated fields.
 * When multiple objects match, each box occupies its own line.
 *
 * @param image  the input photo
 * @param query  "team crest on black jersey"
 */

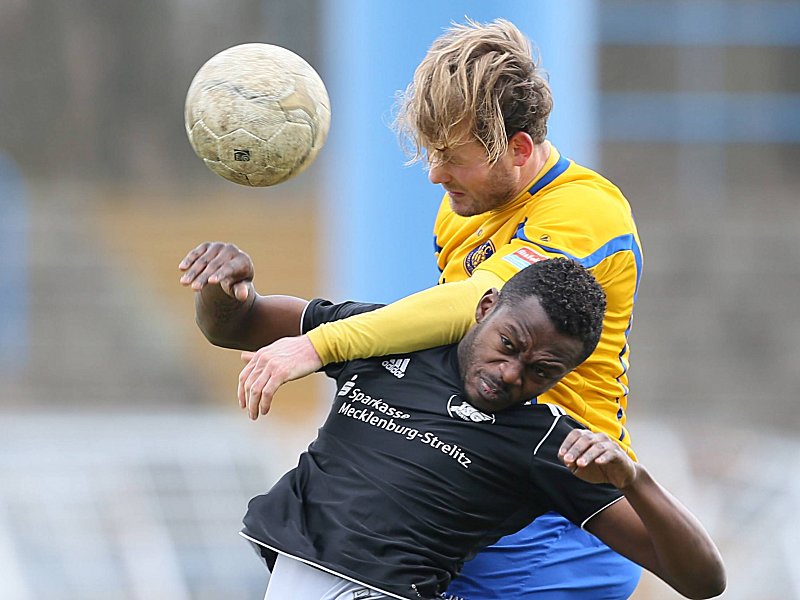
xmin=446 ymin=395 xmax=495 ymax=424
xmin=463 ymin=240 xmax=495 ymax=275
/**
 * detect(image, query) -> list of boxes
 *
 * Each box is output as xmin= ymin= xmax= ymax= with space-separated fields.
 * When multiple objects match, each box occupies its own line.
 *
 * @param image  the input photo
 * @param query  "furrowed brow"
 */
xmin=507 ymin=322 xmax=530 ymax=350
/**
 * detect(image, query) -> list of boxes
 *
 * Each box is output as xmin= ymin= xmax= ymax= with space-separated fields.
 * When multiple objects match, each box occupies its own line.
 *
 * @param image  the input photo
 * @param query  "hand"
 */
xmin=178 ymin=241 xmax=254 ymax=301
xmin=238 ymin=335 xmax=323 ymax=420
xmin=558 ymin=429 xmax=637 ymax=490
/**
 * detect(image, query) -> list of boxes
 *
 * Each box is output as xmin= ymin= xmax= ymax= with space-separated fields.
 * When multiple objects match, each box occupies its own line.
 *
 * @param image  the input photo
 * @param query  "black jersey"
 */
xmin=241 ymin=299 xmax=623 ymax=600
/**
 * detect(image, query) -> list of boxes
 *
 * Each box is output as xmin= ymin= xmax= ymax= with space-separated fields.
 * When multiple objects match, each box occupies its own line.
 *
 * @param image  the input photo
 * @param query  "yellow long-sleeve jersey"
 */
xmin=434 ymin=145 xmax=642 ymax=455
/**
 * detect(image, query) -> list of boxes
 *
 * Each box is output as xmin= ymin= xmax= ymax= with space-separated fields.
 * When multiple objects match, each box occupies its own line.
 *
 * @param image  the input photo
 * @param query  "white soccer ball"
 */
xmin=184 ymin=43 xmax=331 ymax=187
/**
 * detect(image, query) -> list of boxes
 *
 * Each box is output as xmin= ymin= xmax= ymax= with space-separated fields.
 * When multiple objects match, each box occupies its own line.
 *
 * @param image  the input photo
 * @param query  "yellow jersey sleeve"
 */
xmin=306 ymin=269 xmax=504 ymax=365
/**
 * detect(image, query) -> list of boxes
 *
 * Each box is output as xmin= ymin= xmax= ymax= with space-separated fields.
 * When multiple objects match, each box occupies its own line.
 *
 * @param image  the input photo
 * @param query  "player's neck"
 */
xmin=493 ymin=141 xmax=553 ymax=212
xmin=518 ymin=141 xmax=551 ymax=191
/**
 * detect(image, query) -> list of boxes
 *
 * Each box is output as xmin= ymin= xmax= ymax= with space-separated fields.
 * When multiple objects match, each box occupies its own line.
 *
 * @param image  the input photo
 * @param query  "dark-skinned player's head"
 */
xmin=457 ymin=258 xmax=606 ymax=412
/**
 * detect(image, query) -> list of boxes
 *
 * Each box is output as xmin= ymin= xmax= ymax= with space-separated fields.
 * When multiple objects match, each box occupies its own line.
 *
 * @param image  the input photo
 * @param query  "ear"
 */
xmin=475 ymin=288 xmax=501 ymax=323
xmin=508 ymin=131 xmax=534 ymax=167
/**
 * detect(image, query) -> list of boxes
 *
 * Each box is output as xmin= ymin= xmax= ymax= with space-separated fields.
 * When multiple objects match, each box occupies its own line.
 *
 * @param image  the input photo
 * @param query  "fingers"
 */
xmin=558 ymin=429 xmax=589 ymax=466
xmin=255 ymin=373 xmax=286 ymax=418
xmin=178 ymin=241 xmax=211 ymax=271
xmin=244 ymin=362 xmax=278 ymax=420
xmin=235 ymin=337 xmax=322 ymax=420
xmin=559 ymin=429 xmax=635 ymax=488
xmin=238 ymin=352 xmax=257 ymax=409
xmin=178 ymin=242 xmax=254 ymax=297
xmin=179 ymin=241 xmax=223 ymax=287
xmin=559 ymin=429 xmax=618 ymax=469
xmin=238 ymin=355 xmax=291 ymax=420
xmin=232 ymin=281 xmax=251 ymax=302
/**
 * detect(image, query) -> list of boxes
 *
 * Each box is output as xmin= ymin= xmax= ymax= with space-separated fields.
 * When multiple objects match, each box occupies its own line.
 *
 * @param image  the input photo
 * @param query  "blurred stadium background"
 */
xmin=1 ymin=0 xmax=798 ymax=598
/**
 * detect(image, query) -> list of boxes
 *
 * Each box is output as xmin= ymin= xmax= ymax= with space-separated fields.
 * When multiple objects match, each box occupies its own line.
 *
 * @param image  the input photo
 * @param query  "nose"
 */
xmin=428 ymin=162 xmax=450 ymax=185
xmin=499 ymin=360 xmax=523 ymax=388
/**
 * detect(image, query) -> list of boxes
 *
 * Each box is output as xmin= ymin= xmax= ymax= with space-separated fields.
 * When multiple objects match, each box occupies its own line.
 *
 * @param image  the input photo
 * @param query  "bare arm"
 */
xmin=179 ymin=241 xmax=308 ymax=350
xmin=559 ymin=430 xmax=726 ymax=599
xmin=179 ymin=242 xmax=504 ymax=420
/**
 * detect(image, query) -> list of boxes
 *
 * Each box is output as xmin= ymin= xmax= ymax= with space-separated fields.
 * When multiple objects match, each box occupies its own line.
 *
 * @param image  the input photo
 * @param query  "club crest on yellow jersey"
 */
xmin=463 ymin=240 xmax=496 ymax=275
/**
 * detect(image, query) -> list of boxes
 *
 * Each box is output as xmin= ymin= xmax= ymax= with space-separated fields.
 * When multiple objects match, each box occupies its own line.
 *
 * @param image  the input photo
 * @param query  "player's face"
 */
xmin=427 ymin=141 xmax=519 ymax=217
xmin=457 ymin=293 xmax=584 ymax=413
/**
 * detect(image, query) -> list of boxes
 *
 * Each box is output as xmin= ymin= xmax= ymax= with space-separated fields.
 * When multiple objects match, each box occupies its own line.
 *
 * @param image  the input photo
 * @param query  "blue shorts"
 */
xmin=443 ymin=513 xmax=642 ymax=600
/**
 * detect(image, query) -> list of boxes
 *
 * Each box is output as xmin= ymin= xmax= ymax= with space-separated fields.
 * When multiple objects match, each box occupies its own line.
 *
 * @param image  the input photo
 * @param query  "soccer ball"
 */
xmin=184 ymin=43 xmax=331 ymax=187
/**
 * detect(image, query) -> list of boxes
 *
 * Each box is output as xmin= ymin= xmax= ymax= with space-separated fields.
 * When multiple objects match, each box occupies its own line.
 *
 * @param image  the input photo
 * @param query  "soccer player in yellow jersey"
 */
xmin=431 ymin=144 xmax=641 ymax=457
xmin=180 ymin=18 xmax=644 ymax=600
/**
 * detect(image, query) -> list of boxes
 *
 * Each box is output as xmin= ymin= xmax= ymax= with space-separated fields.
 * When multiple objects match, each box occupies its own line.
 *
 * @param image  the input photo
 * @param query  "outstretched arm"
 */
xmin=181 ymin=241 xmax=504 ymax=419
xmin=179 ymin=241 xmax=501 ymax=357
xmin=560 ymin=430 xmax=726 ymax=599
xmin=178 ymin=241 xmax=309 ymax=350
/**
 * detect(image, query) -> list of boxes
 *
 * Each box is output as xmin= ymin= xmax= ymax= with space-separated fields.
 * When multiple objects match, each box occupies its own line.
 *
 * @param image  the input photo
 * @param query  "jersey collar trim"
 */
xmin=526 ymin=149 xmax=571 ymax=198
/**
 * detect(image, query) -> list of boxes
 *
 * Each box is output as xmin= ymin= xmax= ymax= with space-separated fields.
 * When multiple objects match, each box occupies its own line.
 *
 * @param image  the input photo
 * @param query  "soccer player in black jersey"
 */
xmin=180 ymin=243 xmax=725 ymax=600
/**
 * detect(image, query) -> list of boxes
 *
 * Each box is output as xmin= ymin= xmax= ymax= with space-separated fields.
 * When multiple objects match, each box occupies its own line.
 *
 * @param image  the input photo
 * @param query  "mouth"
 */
xmin=477 ymin=376 xmax=507 ymax=406
xmin=445 ymin=188 xmax=465 ymax=198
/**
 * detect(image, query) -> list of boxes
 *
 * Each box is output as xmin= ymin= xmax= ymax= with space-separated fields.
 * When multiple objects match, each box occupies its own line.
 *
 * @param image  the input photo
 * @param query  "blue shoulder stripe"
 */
xmin=527 ymin=154 xmax=571 ymax=196
xmin=540 ymin=234 xmax=643 ymax=300
xmin=513 ymin=229 xmax=643 ymax=300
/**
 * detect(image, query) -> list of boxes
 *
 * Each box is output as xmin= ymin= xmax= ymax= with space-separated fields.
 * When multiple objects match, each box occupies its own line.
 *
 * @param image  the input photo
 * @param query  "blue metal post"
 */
xmin=0 ymin=153 xmax=29 ymax=372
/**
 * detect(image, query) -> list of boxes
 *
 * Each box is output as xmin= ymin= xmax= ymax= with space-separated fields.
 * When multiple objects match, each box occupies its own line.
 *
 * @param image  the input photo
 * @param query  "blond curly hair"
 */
xmin=394 ymin=18 xmax=553 ymax=165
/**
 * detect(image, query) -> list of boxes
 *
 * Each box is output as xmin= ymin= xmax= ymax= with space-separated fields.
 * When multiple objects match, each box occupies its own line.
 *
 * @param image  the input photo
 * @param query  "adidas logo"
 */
xmin=381 ymin=357 xmax=409 ymax=378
